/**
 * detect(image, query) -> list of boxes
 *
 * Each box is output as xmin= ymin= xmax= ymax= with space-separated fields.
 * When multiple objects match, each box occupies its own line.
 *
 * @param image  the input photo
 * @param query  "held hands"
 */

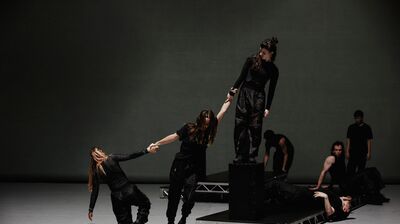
xmin=147 ymin=143 xmax=160 ymax=154
xmin=264 ymin=109 xmax=270 ymax=118
xmin=226 ymin=93 xmax=233 ymax=103
xmin=314 ymin=191 xmax=328 ymax=199
xmin=226 ymin=88 xmax=237 ymax=103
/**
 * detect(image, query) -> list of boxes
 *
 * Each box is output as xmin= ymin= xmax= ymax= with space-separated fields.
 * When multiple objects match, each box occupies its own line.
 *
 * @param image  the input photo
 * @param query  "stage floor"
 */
xmin=0 ymin=183 xmax=399 ymax=224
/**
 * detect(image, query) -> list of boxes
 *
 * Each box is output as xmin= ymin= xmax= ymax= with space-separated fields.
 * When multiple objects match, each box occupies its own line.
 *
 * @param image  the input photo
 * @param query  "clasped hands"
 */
xmin=147 ymin=143 xmax=160 ymax=154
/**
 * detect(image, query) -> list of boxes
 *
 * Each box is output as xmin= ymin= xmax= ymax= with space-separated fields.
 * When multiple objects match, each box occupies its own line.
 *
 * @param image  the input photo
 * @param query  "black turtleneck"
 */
xmin=232 ymin=57 xmax=279 ymax=110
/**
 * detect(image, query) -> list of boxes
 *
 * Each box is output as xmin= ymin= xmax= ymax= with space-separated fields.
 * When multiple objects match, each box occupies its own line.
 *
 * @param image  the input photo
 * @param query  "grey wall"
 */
xmin=1 ymin=0 xmax=400 ymax=183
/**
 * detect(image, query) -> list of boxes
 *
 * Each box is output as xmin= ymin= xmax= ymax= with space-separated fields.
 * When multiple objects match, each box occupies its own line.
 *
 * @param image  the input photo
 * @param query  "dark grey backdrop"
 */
xmin=2 ymin=0 xmax=400 ymax=183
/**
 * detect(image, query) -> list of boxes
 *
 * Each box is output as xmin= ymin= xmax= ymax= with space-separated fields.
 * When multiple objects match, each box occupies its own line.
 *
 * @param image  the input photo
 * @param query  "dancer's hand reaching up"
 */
xmin=314 ymin=191 xmax=328 ymax=199
xmin=264 ymin=109 xmax=270 ymax=118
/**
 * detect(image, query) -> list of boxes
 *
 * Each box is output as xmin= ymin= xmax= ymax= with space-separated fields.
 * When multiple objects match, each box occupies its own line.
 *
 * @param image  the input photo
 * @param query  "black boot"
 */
xmin=167 ymin=217 xmax=175 ymax=224
xmin=233 ymin=155 xmax=244 ymax=163
xmin=248 ymin=156 xmax=257 ymax=163
xmin=177 ymin=216 xmax=187 ymax=224
xmin=134 ymin=209 xmax=149 ymax=224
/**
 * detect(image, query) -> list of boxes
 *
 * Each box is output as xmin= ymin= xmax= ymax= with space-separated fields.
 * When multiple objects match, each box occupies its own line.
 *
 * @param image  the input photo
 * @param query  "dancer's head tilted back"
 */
xmin=88 ymin=146 xmax=107 ymax=192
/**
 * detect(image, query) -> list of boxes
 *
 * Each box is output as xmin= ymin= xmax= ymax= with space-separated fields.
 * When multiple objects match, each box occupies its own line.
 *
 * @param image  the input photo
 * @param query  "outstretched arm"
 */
xmin=217 ymin=100 xmax=232 ymax=123
xmin=88 ymin=173 xmax=100 ymax=220
xmin=309 ymin=156 xmax=335 ymax=190
xmin=226 ymin=58 xmax=251 ymax=102
xmin=110 ymin=148 xmax=151 ymax=162
xmin=153 ymin=133 xmax=179 ymax=147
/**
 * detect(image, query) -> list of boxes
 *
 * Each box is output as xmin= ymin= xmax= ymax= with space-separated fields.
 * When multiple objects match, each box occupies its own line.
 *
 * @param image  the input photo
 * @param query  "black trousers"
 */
xmin=166 ymin=158 xmax=198 ymax=221
xmin=345 ymin=167 xmax=385 ymax=196
xmin=111 ymin=184 xmax=151 ymax=224
xmin=234 ymin=86 xmax=265 ymax=158
xmin=347 ymin=155 xmax=367 ymax=177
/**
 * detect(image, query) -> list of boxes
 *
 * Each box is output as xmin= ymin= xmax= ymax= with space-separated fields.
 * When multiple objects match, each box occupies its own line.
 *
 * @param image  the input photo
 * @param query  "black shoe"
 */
xmin=248 ymin=157 xmax=257 ymax=163
xmin=233 ymin=155 xmax=244 ymax=163
xmin=177 ymin=217 xmax=186 ymax=224
xmin=167 ymin=217 xmax=175 ymax=224
xmin=378 ymin=193 xmax=390 ymax=203
xmin=134 ymin=211 xmax=149 ymax=224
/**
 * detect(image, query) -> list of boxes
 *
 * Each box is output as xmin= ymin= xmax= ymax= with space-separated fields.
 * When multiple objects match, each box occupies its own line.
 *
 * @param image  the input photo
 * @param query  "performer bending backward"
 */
xmin=227 ymin=37 xmax=279 ymax=162
xmin=309 ymin=141 xmax=347 ymax=191
xmin=88 ymin=146 xmax=158 ymax=224
xmin=148 ymin=99 xmax=232 ymax=224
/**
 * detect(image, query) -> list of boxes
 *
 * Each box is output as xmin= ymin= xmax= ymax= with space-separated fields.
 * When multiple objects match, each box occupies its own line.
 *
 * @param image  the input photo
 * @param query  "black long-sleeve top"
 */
xmin=89 ymin=149 xmax=148 ymax=212
xmin=233 ymin=57 xmax=279 ymax=110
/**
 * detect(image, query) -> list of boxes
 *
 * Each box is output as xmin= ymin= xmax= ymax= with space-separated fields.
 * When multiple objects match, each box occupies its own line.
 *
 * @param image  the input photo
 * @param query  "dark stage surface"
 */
xmin=0 ymin=183 xmax=398 ymax=224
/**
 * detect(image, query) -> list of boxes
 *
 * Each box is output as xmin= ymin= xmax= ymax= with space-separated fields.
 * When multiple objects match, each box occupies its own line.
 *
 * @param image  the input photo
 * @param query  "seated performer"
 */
xmin=309 ymin=141 xmax=346 ymax=191
xmin=88 ymin=146 xmax=158 ymax=224
xmin=309 ymin=141 xmax=389 ymax=205
xmin=263 ymin=130 xmax=294 ymax=175
xmin=265 ymin=180 xmax=351 ymax=221
xmin=148 ymin=99 xmax=232 ymax=224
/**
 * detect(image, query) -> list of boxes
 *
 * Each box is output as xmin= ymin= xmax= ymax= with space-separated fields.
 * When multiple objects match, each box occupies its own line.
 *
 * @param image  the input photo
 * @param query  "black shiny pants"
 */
xmin=234 ymin=86 xmax=265 ymax=158
xmin=111 ymin=184 xmax=151 ymax=224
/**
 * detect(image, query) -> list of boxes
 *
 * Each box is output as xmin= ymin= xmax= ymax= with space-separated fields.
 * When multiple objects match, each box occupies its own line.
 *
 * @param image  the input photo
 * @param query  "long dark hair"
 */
xmin=187 ymin=110 xmax=218 ymax=145
xmin=88 ymin=146 xmax=107 ymax=192
xmin=251 ymin=37 xmax=279 ymax=71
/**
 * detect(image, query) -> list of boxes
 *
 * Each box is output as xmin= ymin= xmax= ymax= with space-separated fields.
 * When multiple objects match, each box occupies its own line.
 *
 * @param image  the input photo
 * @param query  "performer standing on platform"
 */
xmin=346 ymin=110 xmax=373 ymax=177
xmin=309 ymin=141 xmax=347 ymax=191
xmin=263 ymin=130 xmax=294 ymax=175
xmin=88 ymin=146 xmax=158 ymax=224
xmin=148 ymin=99 xmax=232 ymax=224
xmin=226 ymin=37 xmax=279 ymax=163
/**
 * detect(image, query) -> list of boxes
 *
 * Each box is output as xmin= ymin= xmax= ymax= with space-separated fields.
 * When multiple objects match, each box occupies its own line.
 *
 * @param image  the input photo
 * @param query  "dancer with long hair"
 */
xmin=148 ymin=99 xmax=232 ymax=224
xmin=88 ymin=146 xmax=158 ymax=224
